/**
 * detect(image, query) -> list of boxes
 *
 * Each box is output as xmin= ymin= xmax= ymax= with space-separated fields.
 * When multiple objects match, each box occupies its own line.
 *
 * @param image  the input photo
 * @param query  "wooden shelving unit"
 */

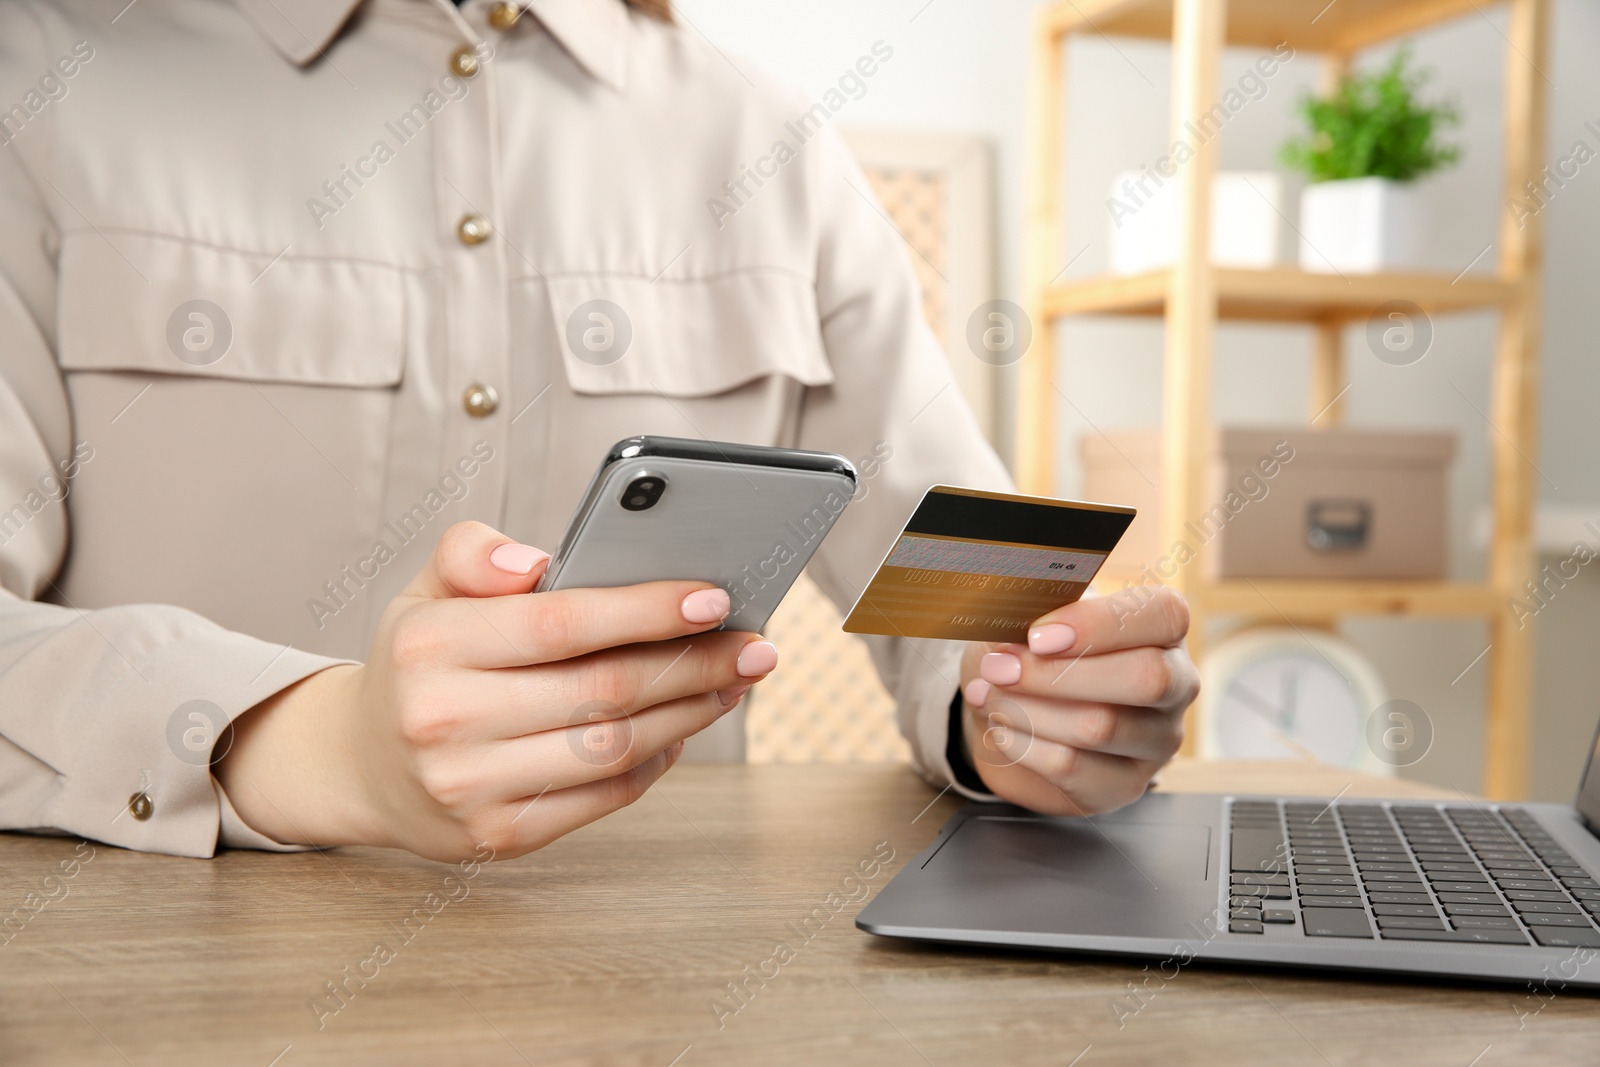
xmin=1017 ymin=0 xmax=1550 ymax=797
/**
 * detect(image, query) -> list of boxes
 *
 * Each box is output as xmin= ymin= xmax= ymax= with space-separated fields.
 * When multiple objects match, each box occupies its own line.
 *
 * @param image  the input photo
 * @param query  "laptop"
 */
xmin=857 ymin=720 xmax=1600 ymax=987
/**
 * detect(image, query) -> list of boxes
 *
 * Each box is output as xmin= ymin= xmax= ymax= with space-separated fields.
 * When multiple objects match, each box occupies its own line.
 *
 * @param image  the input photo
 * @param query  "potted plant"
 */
xmin=1281 ymin=48 xmax=1461 ymax=273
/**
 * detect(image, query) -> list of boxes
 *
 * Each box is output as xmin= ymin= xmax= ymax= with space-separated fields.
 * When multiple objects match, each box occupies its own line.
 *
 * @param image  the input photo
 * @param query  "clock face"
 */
xmin=1215 ymin=649 xmax=1365 ymax=764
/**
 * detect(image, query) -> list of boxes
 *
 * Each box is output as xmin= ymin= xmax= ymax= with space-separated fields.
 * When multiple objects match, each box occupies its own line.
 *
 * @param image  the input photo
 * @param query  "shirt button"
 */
xmin=457 ymin=214 xmax=492 ymax=246
xmin=488 ymin=2 xmax=521 ymax=30
xmin=450 ymin=44 xmax=481 ymax=78
xmin=129 ymin=792 xmax=153 ymax=821
xmin=462 ymin=383 xmax=500 ymax=418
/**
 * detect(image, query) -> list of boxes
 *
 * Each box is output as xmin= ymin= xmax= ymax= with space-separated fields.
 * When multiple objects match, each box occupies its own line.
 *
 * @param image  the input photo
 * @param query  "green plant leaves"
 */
xmin=1280 ymin=48 xmax=1462 ymax=183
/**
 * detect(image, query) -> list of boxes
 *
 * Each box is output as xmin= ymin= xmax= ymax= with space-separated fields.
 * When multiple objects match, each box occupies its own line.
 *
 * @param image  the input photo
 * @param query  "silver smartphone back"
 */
xmin=538 ymin=436 xmax=858 ymax=633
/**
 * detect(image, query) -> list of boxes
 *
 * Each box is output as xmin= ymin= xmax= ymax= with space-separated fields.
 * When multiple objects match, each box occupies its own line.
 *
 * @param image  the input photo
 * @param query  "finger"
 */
xmin=1023 ymin=585 xmax=1190 ymax=659
xmin=979 ymin=644 xmax=1200 ymax=709
xmin=474 ymin=688 xmax=750 ymax=799
xmin=976 ymin=693 xmax=1182 ymax=762
xmin=486 ymin=741 xmax=685 ymax=858
xmin=468 ymin=631 xmax=773 ymax=739
xmin=976 ymin=723 xmax=1159 ymax=814
xmin=401 ymin=521 xmax=552 ymax=600
xmin=415 ymin=580 xmax=743 ymax=669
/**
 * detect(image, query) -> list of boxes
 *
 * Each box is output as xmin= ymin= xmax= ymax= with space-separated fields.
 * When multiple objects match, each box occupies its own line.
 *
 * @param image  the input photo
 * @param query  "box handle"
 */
xmin=1306 ymin=499 xmax=1370 ymax=552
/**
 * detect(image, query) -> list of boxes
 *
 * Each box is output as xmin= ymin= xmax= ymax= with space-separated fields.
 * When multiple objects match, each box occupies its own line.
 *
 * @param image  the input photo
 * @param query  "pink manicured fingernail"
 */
xmin=489 ymin=542 xmax=549 ymax=575
xmin=1029 ymin=623 xmax=1076 ymax=655
xmin=736 ymin=640 xmax=778 ymax=677
xmin=981 ymin=651 xmax=1022 ymax=686
xmin=963 ymin=678 xmax=992 ymax=709
xmin=681 ymin=587 xmax=731 ymax=623
xmin=717 ymin=684 xmax=752 ymax=708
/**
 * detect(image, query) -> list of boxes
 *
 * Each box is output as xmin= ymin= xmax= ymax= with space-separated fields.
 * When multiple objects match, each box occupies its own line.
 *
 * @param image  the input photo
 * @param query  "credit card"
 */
xmin=841 ymin=486 xmax=1135 ymax=644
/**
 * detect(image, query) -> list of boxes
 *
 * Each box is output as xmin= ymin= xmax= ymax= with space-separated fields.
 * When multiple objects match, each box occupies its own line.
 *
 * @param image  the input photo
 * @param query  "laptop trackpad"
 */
xmin=921 ymin=815 xmax=1214 ymax=939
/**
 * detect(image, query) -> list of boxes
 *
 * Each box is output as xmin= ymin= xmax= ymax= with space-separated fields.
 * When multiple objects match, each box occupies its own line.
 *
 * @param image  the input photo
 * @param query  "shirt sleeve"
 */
xmin=0 ymin=21 xmax=347 ymax=857
xmin=795 ymin=124 xmax=1008 ymax=801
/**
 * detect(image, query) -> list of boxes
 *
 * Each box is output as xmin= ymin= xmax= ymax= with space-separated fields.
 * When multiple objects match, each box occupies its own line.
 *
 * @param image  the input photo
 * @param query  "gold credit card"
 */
xmin=841 ymin=486 xmax=1135 ymax=644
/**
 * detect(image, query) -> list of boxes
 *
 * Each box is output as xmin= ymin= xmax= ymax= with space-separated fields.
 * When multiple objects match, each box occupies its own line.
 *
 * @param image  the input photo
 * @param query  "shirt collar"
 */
xmin=233 ymin=0 xmax=631 ymax=90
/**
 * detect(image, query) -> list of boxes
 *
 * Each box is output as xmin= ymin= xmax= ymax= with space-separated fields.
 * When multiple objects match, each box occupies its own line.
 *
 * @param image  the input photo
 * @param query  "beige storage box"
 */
xmin=1080 ymin=427 xmax=1456 ymax=582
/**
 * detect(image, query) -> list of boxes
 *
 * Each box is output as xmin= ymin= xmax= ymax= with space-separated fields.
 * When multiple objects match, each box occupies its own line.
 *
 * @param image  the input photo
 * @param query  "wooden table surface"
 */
xmin=3 ymin=761 xmax=1597 ymax=1066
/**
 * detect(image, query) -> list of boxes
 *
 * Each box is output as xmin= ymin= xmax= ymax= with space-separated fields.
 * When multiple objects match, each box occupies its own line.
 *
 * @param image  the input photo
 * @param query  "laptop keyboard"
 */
xmin=1227 ymin=800 xmax=1600 ymax=948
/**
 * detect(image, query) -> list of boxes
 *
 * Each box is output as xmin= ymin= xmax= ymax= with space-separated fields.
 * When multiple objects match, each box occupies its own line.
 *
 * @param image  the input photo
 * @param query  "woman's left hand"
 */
xmin=959 ymin=585 xmax=1199 ymax=815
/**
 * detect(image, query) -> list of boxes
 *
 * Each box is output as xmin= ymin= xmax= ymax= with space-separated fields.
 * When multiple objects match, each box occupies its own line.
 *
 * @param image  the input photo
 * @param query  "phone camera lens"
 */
xmin=621 ymin=474 xmax=666 ymax=511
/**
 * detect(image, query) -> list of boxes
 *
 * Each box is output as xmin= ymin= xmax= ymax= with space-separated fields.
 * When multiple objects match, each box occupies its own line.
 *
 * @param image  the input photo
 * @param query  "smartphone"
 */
xmin=537 ymin=436 xmax=858 ymax=633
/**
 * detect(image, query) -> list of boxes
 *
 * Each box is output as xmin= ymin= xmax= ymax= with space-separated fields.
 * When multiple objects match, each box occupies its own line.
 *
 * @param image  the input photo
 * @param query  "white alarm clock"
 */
xmin=1197 ymin=626 xmax=1392 ymax=775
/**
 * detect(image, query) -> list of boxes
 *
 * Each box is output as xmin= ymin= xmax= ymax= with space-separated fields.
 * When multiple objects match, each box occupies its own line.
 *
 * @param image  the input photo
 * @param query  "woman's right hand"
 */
xmin=215 ymin=521 xmax=777 ymax=862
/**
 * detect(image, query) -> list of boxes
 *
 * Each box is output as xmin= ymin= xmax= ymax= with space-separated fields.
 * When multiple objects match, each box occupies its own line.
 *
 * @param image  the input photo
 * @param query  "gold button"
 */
xmin=450 ymin=45 xmax=480 ymax=78
xmin=488 ymin=2 xmax=521 ymax=30
xmin=129 ymin=792 xmax=153 ymax=821
xmin=463 ymin=383 xmax=499 ymax=418
xmin=457 ymin=214 xmax=492 ymax=246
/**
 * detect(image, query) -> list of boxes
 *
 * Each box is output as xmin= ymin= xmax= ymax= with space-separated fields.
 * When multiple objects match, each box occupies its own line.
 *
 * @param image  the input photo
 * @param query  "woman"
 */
xmin=0 ymin=0 xmax=1196 ymax=861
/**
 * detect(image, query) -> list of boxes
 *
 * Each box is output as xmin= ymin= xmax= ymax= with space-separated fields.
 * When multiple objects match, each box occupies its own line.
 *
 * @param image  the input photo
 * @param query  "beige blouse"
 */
xmin=0 ymin=0 xmax=1011 ymax=856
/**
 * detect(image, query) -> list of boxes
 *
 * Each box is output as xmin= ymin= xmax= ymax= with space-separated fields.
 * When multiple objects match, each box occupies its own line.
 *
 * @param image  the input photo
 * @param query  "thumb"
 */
xmin=402 ymin=520 xmax=551 ymax=600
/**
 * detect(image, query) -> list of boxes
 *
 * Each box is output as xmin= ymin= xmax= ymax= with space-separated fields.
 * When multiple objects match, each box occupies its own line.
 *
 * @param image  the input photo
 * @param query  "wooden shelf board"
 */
xmin=1042 ymin=267 xmax=1516 ymax=323
xmin=1194 ymin=580 xmax=1500 ymax=618
xmin=1039 ymin=0 xmax=1490 ymax=53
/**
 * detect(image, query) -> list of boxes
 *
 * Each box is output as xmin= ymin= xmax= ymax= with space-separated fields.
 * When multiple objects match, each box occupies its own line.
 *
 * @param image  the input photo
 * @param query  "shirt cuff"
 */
xmin=944 ymin=689 xmax=990 ymax=795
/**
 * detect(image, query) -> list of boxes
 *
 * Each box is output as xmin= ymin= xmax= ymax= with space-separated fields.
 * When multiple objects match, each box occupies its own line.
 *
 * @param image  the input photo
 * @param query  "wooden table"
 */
xmin=3 ymin=762 xmax=1596 ymax=1066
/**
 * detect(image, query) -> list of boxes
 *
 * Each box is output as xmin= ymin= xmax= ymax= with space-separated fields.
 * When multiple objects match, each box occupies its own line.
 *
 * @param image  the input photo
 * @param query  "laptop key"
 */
xmin=1521 ymin=913 xmax=1595 ymax=928
xmin=1561 ymin=878 xmax=1600 ymax=890
xmin=1368 ymin=892 xmax=1432 ymax=905
xmin=1379 ymin=927 xmax=1529 ymax=945
xmin=1568 ymin=888 xmax=1600 ymax=901
xmin=1299 ymin=884 xmax=1361 ymax=897
xmin=1375 ymin=916 xmax=1446 ymax=930
xmin=1372 ymin=904 xmax=1441 ymax=917
xmin=1363 ymin=872 xmax=1424 ymax=884
xmin=1453 ymin=916 xmax=1520 ymax=929
xmin=1430 ymin=882 xmax=1494 ymax=895
xmin=1297 ymin=896 xmax=1363 ymax=908
xmin=1230 ymin=830 xmax=1289 ymax=873
xmin=1504 ymin=890 xmax=1570 ymax=903
xmin=1301 ymin=908 xmax=1373 ymax=938
xmin=1230 ymin=873 xmax=1290 ymax=886
xmin=1357 ymin=862 xmax=1418 ymax=873
xmin=1529 ymin=927 xmax=1600 ymax=949
xmin=1444 ymin=903 xmax=1512 ymax=917
xmin=1512 ymin=900 xmax=1581 ymax=914
xmin=1438 ymin=892 xmax=1501 ymax=905
xmin=1229 ymin=920 xmax=1265 ymax=934
xmin=1295 ymin=865 xmax=1354 ymax=876
xmin=1261 ymin=909 xmax=1296 ymax=924
xmin=1365 ymin=884 xmax=1425 ymax=897
xmin=1297 ymin=875 xmax=1356 ymax=885
xmin=1493 ymin=878 xmax=1559 ymax=893
xmin=1230 ymin=907 xmax=1264 ymax=921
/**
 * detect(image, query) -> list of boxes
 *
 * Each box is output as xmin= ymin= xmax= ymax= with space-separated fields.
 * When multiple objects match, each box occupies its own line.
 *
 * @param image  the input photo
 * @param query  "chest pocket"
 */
xmin=543 ymin=270 xmax=834 ymax=397
xmin=50 ymin=231 xmax=408 ymax=650
xmin=55 ymin=232 xmax=405 ymax=387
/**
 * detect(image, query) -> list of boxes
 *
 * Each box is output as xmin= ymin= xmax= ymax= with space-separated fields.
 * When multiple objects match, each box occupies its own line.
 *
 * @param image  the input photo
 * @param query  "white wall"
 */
xmin=680 ymin=0 xmax=1600 ymax=800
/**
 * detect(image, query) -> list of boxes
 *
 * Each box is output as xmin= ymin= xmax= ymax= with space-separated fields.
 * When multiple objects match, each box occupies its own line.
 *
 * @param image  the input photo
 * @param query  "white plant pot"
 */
xmin=1108 ymin=171 xmax=1290 ymax=275
xmin=1298 ymin=177 xmax=1422 ymax=274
